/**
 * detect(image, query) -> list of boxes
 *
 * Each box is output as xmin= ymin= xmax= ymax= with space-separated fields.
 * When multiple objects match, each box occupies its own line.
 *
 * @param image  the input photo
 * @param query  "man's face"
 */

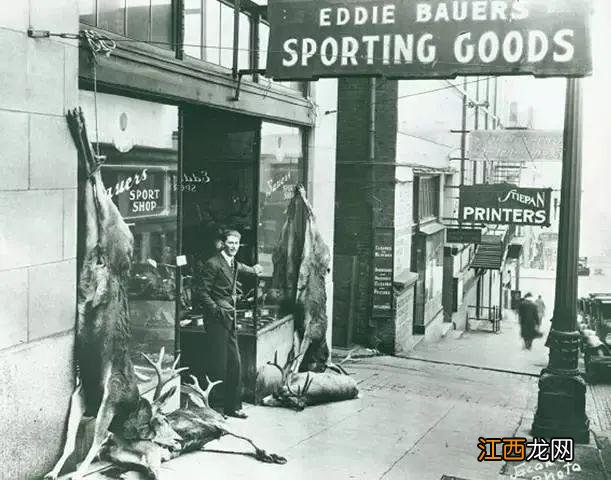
xmin=223 ymin=235 xmax=240 ymax=257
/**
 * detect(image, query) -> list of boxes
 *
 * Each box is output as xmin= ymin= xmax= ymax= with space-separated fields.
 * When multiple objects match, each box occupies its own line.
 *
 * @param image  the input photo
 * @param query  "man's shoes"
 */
xmin=225 ymin=409 xmax=248 ymax=419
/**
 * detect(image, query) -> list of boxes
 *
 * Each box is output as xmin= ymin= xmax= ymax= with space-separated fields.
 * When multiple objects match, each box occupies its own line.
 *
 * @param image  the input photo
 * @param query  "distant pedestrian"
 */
xmin=535 ymin=295 xmax=546 ymax=325
xmin=518 ymin=293 xmax=542 ymax=350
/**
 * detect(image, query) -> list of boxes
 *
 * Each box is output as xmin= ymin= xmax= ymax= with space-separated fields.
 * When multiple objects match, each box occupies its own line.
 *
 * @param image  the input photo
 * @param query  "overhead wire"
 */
xmin=45 ymin=30 xmax=552 ymax=71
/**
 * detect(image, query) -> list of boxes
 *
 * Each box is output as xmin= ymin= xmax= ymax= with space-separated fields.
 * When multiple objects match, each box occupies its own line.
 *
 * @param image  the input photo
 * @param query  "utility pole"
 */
xmin=531 ymin=78 xmax=589 ymax=443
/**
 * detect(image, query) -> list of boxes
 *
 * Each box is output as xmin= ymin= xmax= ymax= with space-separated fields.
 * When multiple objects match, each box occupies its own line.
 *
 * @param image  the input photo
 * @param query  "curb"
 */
xmin=592 ymin=430 xmax=611 ymax=479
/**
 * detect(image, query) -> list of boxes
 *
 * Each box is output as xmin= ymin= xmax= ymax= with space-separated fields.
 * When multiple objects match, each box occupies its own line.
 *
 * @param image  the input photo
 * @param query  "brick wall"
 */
xmin=334 ymin=78 xmax=398 ymax=348
xmin=0 ymin=1 xmax=79 ymax=478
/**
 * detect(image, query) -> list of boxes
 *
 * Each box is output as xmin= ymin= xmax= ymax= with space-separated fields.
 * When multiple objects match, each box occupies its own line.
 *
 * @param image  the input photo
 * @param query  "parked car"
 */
xmin=580 ymin=293 xmax=611 ymax=383
xmin=578 ymin=257 xmax=591 ymax=276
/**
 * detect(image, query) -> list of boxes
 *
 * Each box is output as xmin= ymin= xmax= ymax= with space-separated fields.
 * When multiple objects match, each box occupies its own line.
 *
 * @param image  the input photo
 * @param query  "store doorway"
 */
xmin=182 ymin=107 xmax=261 ymax=269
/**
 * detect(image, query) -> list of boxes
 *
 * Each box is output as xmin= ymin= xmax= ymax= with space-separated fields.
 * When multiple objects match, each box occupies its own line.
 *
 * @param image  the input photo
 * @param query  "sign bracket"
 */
xmin=231 ymin=68 xmax=267 ymax=101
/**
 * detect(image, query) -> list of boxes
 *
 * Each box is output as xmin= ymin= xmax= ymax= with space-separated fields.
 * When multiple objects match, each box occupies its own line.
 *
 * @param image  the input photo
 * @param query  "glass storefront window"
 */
xmin=257 ymin=123 xmax=304 ymax=317
xmin=127 ymin=0 xmax=152 ymax=43
xmin=238 ymin=12 xmax=251 ymax=70
xmin=80 ymin=0 xmax=96 ymax=25
xmin=79 ymin=90 xmax=179 ymax=374
xmin=81 ymin=0 xmax=173 ymax=50
xmin=98 ymin=0 xmax=125 ymax=35
xmin=152 ymin=0 xmax=174 ymax=47
xmin=219 ymin=2 xmax=235 ymax=68
xmin=184 ymin=0 xmax=203 ymax=59
xmin=204 ymin=0 xmax=221 ymax=64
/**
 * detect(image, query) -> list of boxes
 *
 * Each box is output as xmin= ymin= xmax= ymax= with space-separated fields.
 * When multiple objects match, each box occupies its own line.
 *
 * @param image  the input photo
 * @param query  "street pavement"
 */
xmin=87 ymin=268 xmax=611 ymax=480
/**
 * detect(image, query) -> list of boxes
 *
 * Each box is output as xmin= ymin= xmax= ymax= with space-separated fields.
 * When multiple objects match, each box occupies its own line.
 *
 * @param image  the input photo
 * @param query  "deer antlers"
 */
xmin=142 ymin=347 xmax=188 ymax=401
xmin=182 ymin=375 xmax=222 ymax=409
xmin=267 ymin=348 xmax=302 ymax=381
xmin=266 ymin=349 xmax=313 ymax=410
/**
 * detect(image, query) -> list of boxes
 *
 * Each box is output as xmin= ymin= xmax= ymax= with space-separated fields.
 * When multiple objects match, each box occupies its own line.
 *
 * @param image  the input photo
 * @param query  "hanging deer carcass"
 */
xmin=45 ymin=109 xmax=180 ymax=480
xmin=272 ymin=185 xmax=331 ymax=373
xmin=103 ymin=350 xmax=286 ymax=478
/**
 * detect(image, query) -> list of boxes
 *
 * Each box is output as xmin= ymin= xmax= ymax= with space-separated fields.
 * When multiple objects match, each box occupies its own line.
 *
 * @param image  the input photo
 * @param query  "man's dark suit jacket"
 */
xmin=192 ymin=252 xmax=256 ymax=329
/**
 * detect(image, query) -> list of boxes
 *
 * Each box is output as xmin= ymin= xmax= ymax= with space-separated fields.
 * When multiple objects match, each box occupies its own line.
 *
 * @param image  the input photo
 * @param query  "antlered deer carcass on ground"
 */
xmin=260 ymin=349 xmax=359 ymax=411
xmin=102 ymin=349 xmax=286 ymax=479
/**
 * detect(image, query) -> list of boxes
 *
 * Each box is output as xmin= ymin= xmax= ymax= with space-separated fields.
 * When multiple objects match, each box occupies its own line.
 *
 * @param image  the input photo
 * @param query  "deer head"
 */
xmin=266 ymin=348 xmax=313 ymax=411
xmin=102 ymin=348 xmax=187 ymax=477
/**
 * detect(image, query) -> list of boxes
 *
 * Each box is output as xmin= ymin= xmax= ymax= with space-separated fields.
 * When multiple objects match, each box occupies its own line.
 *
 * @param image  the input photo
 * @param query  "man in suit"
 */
xmin=193 ymin=230 xmax=262 ymax=418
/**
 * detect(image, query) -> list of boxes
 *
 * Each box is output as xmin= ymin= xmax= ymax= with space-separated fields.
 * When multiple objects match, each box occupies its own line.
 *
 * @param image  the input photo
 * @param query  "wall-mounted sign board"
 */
xmin=267 ymin=0 xmax=592 ymax=80
xmin=446 ymin=228 xmax=482 ymax=244
xmin=372 ymin=228 xmax=394 ymax=317
xmin=459 ymin=183 xmax=552 ymax=226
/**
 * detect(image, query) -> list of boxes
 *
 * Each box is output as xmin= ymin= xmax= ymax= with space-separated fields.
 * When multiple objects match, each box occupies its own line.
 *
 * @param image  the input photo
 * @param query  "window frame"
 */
xmin=415 ymin=175 xmax=440 ymax=223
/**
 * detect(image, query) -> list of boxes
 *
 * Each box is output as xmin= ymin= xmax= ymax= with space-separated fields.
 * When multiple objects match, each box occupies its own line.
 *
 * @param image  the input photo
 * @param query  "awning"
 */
xmin=507 ymin=237 xmax=526 ymax=259
xmin=470 ymin=235 xmax=504 ymax=270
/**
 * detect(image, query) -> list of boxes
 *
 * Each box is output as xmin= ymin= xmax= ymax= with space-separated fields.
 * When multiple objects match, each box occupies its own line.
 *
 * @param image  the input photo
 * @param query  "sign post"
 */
xmin=531 ymin=78 xmax=589 ymax=443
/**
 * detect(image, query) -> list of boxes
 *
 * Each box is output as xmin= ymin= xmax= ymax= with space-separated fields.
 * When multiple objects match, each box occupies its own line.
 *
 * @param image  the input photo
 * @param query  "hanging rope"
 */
xmin=80 ymin=30 xmax=116 ymax=158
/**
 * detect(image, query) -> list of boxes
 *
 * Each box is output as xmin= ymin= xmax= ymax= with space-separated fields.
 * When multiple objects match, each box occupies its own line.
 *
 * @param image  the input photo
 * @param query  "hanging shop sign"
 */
xmin=101 ymin=166 xmax=169 ymax=219
xmin=469 ymin=130 xmax=563 ymax=162
xmin=446 ymin=227 xmax=482 ymax=244
xmin=266 ymin=0 xmax=592 ymax=80
xmin=458 ymin=183 xmax=552 ymax=226
xmin=372 ymin=228 xmax=394 ymax=317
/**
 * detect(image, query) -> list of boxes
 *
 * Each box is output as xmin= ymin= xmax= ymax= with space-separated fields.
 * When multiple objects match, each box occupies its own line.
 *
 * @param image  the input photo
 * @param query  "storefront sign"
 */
xmin=469 ymin=130 xmax=563 ymax=162
xmin=372 ymin=229 xmax=394 ymax=317
xmin=102 ymin=166 xmax=168 ymax=218
xmin=459 ymin=183 xmax=552 ymax=226
xmin=446 ymin=228 xmax=482 ymax=244
xmin=267 ymin=0 xmax=592 ymax=80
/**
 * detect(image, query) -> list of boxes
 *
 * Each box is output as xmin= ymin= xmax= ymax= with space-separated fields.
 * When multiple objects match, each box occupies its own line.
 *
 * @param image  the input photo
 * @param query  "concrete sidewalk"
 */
xmin=91 ymin=356 xmax=539 ymax=480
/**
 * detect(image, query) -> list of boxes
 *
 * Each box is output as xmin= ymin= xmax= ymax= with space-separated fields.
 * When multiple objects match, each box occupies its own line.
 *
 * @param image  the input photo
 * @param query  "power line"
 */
xmin=39 ymin=29 xmax=553 ymax=71
xmin=397 ymin=76 xmax=496 ymax=100
xmin=397 ymin=130 xmax=455 ymax=149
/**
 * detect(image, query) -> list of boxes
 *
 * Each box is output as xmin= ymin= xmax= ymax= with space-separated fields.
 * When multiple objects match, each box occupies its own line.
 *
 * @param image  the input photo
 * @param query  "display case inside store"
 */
xmin=80 ymin=91 xmax=179 ymax=375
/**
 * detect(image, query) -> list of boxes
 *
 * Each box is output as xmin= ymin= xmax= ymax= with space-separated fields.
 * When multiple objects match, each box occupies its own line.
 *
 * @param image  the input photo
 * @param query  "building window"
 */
xmin=80 ymin=0 xmax=174 ymax=50
xmin=183 ymin=0 xmax=251 ymax=69
xmin=415 ymin=175 xmax=440 ymax=223
xmin=79 ymin=90 xmax=179 ymax=373
xmin=257 ymin=123 xmax=305 ymax=311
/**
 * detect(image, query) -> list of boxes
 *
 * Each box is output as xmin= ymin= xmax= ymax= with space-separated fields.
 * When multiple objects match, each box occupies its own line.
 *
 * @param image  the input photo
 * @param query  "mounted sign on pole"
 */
xmin=459 ymin=183 xmax=552 ymax=226
xmin=266 ymin=0 xmax=592 ymax=81
xmin=469 ymin=130 xmax=564 ymax=162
